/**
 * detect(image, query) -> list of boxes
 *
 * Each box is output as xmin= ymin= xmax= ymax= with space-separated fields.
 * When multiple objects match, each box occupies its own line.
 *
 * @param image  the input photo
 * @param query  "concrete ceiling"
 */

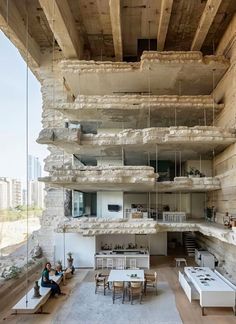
xmin=2 ymin=0 xmax=235 ymax=64
xmin=61 ymin=52 xmax=229 ymax=96
xmin=0 ymin=0 xmax=235 ymax=79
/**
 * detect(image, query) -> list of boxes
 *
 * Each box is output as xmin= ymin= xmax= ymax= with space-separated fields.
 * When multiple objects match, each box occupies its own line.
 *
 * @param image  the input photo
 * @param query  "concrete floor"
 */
xmin=1 ymin=257 xmax=236 ymax=324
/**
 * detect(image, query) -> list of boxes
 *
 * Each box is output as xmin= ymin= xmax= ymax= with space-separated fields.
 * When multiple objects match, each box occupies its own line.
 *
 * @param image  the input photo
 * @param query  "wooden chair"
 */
xmin=112 ymin=281 xmax=125 ymax=304
xmin=127 ymin=282 xmax=143 ymax=304
xmin=95 ymin=273 xmax=109 ymax=295
xmin=144 ymin=271 xmax=158 ymax=295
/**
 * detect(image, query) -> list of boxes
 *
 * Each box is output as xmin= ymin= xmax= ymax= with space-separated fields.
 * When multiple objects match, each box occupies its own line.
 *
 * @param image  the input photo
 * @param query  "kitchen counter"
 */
xmin=95 ymin=250 xmax=149 ymax=269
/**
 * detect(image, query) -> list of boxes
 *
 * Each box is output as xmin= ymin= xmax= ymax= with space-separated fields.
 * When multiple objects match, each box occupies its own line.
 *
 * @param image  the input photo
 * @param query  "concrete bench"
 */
xmin=12 ymin=275 xmax=62 ymax=314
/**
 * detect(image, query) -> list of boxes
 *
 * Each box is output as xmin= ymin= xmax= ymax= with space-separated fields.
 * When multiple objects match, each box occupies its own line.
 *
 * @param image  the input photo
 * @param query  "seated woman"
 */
xmin=41 ymin=262 xmax=65 ymax=296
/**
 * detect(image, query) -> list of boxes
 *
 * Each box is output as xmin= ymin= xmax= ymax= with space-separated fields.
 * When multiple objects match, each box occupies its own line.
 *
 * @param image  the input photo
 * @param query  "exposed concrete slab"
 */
xmin=55 ymin=95 xmax=224 ymax=128
xmin=56 ymin=217 xmax=236 ymax=247
xmin=39 ymin=165 xmax=220 ymax=192
xmin=60 ymin=51 xmax=229 ymax=96
xmin=37 ymin=126 xmax=236 ymax=157
xmin=157 ymin=176 xmax=220 ymax=192
xmin=57 ymin=217 xmax=158 ymax=235
xmin=40 ymin=166 xmax=156 ymax=192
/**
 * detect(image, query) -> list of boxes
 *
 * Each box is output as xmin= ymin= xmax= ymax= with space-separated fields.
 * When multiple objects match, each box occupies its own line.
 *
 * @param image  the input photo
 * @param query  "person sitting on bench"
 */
xmin=55 ymin=264 xmax=72 ymax=285
xmin=41 ymin=262 xmax=65 ymax=296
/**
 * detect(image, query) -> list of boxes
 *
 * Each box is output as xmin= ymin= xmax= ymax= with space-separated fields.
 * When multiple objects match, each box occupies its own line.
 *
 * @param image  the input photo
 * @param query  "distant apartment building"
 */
xmin=0 ymin=179 xmax=8 ymax=209
xmin=0 ymin=177 xmax=22 ymax=209
xmin=11 ymin=179 xmax=22 ymax=207
xmin=22 ymin=156 xmax=45 ymax=209
xmin=28 ymin=180 xmax=45 ymax=209
xmin=28 ymin=155 xmax=42 ymax=181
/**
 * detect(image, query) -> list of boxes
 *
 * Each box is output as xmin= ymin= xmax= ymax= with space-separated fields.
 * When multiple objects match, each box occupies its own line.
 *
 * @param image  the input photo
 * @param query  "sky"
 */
xmin=0 ymin=31 xmax=48 ymax=181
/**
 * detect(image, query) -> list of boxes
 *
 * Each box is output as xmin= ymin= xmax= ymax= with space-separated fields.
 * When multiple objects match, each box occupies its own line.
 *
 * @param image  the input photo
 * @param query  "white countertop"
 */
xmin=95 ymin=254 xmax=149 ymax=258
xmin=96 ymin=250 xmax=149 ymax=256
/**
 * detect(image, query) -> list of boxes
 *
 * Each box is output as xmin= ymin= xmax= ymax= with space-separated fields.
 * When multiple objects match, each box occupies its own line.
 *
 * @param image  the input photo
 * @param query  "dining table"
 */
xmin=108 ymin=269 xmax=145 ymax=283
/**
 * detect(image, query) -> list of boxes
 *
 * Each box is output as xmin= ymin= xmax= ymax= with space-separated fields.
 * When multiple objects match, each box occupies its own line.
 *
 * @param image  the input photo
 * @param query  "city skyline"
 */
xmin=0 ymin=31 xmax=47 ymax=181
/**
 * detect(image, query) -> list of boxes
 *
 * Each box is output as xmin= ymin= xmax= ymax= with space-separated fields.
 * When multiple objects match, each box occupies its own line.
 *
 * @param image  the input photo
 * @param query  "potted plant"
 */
xmin=186 ymin=167 xmax=205 ymax=178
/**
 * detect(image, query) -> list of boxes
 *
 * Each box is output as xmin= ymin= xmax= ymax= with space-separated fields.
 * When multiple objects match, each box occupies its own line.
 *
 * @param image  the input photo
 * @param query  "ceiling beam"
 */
xmin=216 ymin=14 xmax=236 ymax=56
xmin=109 ymin=0 xmax=123 ymax=61
xmin=191 ymin=0 xmax=222 ymax=51
xmin=157 ymin=0 xmax=173 ymax=51
xmin=0 ymin=1 xmax=41 ymax=68
xmin=39 ymin=0 xmax=83 ymax=59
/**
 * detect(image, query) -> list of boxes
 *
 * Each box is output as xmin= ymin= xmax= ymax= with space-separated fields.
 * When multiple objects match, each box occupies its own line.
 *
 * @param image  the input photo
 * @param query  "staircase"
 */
xmin=183 ymin=232 xmax=196 ymax=256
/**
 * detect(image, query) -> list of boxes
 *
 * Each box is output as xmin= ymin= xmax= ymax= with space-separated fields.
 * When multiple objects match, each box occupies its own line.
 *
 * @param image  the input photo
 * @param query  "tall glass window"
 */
xmin=73 ymin=191 xmax=84 ymax=217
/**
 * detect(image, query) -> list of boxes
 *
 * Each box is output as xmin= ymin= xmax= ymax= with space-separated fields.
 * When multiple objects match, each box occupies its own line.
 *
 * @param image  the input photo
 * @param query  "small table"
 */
xmin=108 ymin=269 xmax=145 ymax=283
xmin=175 ymin=258 xmax=187 ymax=267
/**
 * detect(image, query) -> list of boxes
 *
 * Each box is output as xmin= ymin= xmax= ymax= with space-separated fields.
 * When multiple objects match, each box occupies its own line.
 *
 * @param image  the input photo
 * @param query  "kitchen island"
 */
xmin=95 ymin=249 xmax=149 ymax=269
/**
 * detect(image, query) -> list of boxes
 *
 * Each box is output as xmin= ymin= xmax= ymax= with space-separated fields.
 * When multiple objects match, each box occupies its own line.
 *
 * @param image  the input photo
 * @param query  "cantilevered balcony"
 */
xmin=57 ymin=217 xmax=157 ymax=236
xmin=60 ymin=51 xmax=229 ymax=96
xmin=56 ymin=217 xmax=236 ymax=248
xmin=54 ymin=95 xmax=224 ymax=129
xmin=157 ymin=176 xmax=220 ymax=192
xmin=39 ymin=166 xmax=156 ymax=191
xmin=39 ymin=166 xmax=220 ymax=193
xmin=37 ymin=126 xmax=236 ymax=157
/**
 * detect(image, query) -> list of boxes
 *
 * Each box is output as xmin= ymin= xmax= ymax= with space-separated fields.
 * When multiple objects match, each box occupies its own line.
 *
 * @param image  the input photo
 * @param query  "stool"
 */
xmin=129 ymin=259 xmax=137 ymax=269
xmin=175 ymin=258 xmax=187 ymax=267
xmin=116 ymin=258 xmax=125 ymax=270
xmin=96 ymin=258 xmax=104 ymax=269
xmin=106 ymin=258 xmax=114 ymax=269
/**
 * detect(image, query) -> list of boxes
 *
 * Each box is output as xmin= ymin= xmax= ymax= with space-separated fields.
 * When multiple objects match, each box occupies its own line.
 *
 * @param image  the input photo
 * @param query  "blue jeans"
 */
xmin=41 ymin=281 xmax=61 ymax=296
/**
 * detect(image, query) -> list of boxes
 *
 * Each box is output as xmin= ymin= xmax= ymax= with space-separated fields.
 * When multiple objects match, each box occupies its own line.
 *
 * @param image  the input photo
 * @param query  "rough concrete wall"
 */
xmin=202 ymin=43 xmax=236 ymax=280
xmin=209 ymin=43 xmax=236 ymax=223
xmin=37 ymin=53 xmax=72 ymax=260
xmin=196 ymin=232 xmax=236 ymax=282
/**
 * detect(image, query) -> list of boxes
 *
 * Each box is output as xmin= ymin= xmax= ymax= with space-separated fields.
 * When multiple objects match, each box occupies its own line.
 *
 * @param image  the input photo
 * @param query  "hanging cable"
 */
xmin=100 ymin=30 xmax=103 ymax=61
xmin=6 ymin=0 xmax=9 ymax=36
xmin=179 ymin=151 xmax=182 ymax=212
xmin=179 ymin=151 xmax=182 ymax=176
xmin=178 ymin=79 xmax=182 ymax=126
xmin=148 ymin=10 xmax=151 ymax=52
xmin=212 ymin=69 xmax=215 ymax=126
xmin=155 ymin=145 xmax=158 ymax=221
xmin=147 ymin=9 xmax=151 ymax=128
xmin=63 ymin=224 xmax=66 ymax=270
xmin=212 ymin=148 xmax=215 ymax=214
xmin=25 ymin=0 xmax=29 ymax=308
xmin=62 ymin=149 xmax=66 ymax=268
xmin=148 ymin=65 xmax=151 ymax=128
xmin=174 ymin=151 xmax=177 ymax=211
xmin=204 ymin=108 xmax=207 ymax=126
xmin=52 ymin=0 xmax=56 ymax=126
